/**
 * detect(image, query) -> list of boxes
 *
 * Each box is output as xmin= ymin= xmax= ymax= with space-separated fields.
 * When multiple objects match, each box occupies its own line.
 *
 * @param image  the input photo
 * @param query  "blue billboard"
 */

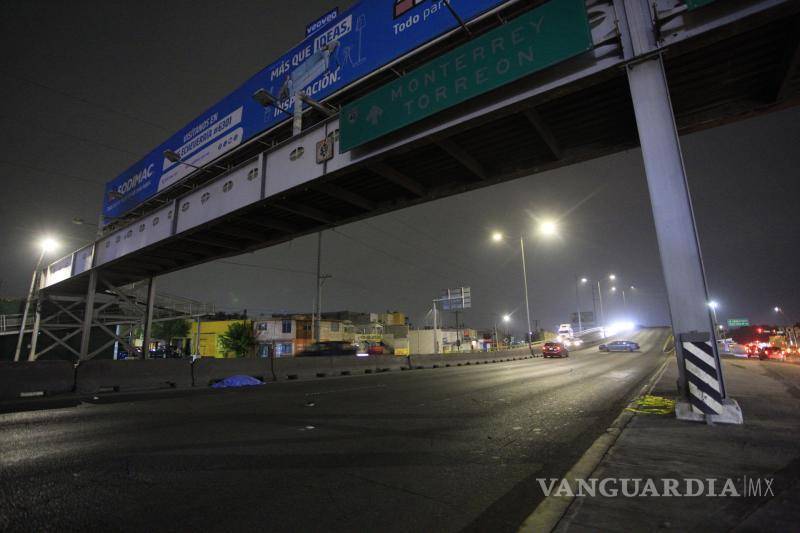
xmin=102 ymin=0 xmax=513 ymax=221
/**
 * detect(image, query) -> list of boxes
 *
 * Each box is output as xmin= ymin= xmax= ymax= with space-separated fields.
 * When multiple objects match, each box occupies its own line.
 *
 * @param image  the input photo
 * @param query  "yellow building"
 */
xmin=188 ymin=320 xmax=252 ymax=358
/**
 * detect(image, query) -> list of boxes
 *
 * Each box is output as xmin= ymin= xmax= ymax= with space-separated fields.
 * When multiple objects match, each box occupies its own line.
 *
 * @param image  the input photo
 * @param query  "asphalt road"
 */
xmin=0 ymin=328 xmax=669 ymax=532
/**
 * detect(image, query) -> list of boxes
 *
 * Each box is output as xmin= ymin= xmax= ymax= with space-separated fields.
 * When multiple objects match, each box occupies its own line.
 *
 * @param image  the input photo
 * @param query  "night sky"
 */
xmin=1 ymin=1 xmax=798 ymax=335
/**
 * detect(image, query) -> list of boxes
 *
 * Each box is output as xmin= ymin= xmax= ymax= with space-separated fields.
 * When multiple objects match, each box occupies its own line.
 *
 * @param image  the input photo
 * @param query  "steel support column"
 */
xmin=79 ymin=269 xmax=98 ymax=360
xmin=627 ymin=56 xmax=722 ymax=396
xmin=141 ymin=277 xmax=156 ymax=359
xmin=27 ymin=299 xmax=42 ymax=361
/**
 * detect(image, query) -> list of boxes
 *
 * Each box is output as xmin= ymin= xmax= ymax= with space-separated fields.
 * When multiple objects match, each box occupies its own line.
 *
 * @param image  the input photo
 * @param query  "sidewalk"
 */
xmin=557 ymin=356 xmax=800 ymax=532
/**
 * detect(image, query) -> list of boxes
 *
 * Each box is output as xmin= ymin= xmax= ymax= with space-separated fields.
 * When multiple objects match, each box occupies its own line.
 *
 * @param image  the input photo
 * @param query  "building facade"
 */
xmin=254 ymin=315 xmax=352 ymax=357
xmin=188 ymin=319 xmax=253 ymax=358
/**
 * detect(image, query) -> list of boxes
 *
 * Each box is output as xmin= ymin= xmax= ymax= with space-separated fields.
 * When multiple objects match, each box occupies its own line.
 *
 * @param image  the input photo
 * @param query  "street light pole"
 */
xmin=575 ymin=276 xmax=582 ymax=333
xmin=519 ymin=236 xmax=533 ymax=349
xmin=775 ymin=307 xmax=797 ymax=347
xmin=596 ymin=281 xmax=605 ymax=327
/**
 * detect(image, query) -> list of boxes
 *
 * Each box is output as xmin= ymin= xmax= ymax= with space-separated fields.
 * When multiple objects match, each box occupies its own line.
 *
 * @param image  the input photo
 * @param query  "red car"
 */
xmin=745 ymin=344 xmax=758 ymax=358
xmin=543 ymin=342 xmax=569 ymax=358
xmin=759 ymin=347 xmax=786 ymax=361
xmin=367 ymin=343 xmax=386 ymax=356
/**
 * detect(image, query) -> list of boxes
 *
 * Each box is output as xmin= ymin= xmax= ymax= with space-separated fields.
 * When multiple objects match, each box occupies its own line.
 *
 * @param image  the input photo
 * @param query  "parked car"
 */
xmin=758 ymin=346 xmax=786 ymax=361
xmin=542 ymin=342 xmax=569 ymax=358
xmin=599 ymin=340 xmax=640 ymax=352
xmin=367 ymin=342 xmax=386 ymax=356
xmin=116 ymin=347 xmax=142 ymax=359
xmin=149 ymin=346 xmax=182 ymax=359
xmin=297 ymin=341 xmax=358 ymax=357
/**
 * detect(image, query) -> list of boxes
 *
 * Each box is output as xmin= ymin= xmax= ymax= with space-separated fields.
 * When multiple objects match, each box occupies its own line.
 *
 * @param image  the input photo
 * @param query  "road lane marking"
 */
xmin=305 ymin=384 xmax=387 ymax=396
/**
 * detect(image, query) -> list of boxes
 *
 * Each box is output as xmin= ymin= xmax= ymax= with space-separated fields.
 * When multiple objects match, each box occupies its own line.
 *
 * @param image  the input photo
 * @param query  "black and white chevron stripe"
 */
xmin=682 ymin=340 xmax=723 ymax=415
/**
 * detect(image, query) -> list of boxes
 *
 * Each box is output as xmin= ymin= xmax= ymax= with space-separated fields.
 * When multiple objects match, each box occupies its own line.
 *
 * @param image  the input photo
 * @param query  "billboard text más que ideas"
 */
xmin=102 ymin=0 xmax=513 ymax=221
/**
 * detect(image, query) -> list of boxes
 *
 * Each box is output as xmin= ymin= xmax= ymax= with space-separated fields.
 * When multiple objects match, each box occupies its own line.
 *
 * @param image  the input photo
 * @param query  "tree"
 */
xmin=219 ymin=321 xmax=255 ymax=358
xmin=151 ymin=319 xmax=190 ymax=345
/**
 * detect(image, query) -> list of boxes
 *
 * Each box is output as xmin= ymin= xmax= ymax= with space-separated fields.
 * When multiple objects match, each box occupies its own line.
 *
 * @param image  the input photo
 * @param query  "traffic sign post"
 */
xmin=727 ymin=318 xmax=750 ymax=328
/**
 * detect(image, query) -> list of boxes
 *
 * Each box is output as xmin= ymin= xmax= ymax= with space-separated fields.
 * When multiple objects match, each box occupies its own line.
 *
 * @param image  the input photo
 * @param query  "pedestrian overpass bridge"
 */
xmin=42 ymin=0 xmax=799 ymax=298
xmin=24 ymin=0 xmax=799 ymax=419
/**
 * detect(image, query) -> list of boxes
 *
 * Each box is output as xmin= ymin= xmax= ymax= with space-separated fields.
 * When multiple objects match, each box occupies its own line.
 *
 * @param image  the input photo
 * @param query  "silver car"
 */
xmin=599 ymin=340 xmax=640 ymax=352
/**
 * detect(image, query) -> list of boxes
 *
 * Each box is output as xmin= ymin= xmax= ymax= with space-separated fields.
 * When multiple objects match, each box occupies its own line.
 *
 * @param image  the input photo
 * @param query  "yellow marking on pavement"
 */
xmin=625 ymin=395 xmax=675 ymax=415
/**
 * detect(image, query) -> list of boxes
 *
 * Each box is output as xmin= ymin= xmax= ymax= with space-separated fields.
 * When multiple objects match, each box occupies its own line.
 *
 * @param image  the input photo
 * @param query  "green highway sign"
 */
xmin=685 ymin=0 xmax=716 ymax=10
xmin=340 ymin=0 xmax=592 ymax=152
xmin=727 ymin=318 xmax=750 ymax=328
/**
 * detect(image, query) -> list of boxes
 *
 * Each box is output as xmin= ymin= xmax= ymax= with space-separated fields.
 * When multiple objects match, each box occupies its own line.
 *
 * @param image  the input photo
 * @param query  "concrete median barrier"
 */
xmin=410 ymin=347 xmax=533 ymax=368
xmin=76 ymin=359 xmax=193 ymax=394
xmin=274 ymin=354 xmax=410 ymax=380
xmin=192 ymin=358 xmax=272 ymax=386
xmin=0 ymin=361 xmax=76 ymax=400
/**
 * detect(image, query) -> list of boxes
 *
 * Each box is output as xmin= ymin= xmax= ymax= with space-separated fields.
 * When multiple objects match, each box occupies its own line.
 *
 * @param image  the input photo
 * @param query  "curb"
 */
xmin=518 ymin=353 xmax=671 ymax=533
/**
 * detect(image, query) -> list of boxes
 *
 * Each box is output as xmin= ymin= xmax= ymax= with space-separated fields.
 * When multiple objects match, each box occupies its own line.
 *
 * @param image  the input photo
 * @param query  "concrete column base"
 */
xmin=676 ymin=398 xmax=744 ymax=425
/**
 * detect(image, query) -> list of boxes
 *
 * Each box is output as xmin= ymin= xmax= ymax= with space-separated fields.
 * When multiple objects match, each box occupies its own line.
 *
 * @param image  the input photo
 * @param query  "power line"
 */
xmin=0 ymin=114 xmax=139 ymax=157
xmin=4 ymin=72 xmax=169 ymax=132
xmin=217 ymin=260 xmax=315 ymax=276
xmin=363 ymin=218 xmax=486 ymax=281
xmin=331 ymin=228 xmax=450 ymax=281
xmin=0 ymin=160 xmax=104 ymax=185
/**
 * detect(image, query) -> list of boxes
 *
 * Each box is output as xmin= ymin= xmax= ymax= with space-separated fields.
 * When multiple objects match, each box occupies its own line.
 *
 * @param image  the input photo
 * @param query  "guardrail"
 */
xmin=0 ymin=347 xmax=538 ymax=401
xmin=0 ymin=314 xmax=32 ymax=335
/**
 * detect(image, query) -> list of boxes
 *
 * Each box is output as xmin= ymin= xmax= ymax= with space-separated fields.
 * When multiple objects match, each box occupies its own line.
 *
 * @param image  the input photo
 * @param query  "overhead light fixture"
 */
xmin=297 ymin=91 xmax=337 ymax=117
xmin=163 ymin=149 xmax=182 ymax=164
xmin=39 ymin=237 xmax=58 ymax=253
xmin=253 ymin=88 xmax=292 ymax=116
xmin=162 ymin=149 xmax=227 ymax=172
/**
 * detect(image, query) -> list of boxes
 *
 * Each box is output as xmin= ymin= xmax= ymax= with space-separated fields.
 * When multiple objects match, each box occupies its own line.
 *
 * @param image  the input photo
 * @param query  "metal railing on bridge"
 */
xmin=0 ymin=314 xmax=34 ymax=336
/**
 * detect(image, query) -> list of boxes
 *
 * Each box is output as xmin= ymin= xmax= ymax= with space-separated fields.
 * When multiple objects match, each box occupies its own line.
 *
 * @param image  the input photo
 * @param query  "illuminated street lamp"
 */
xmin=539 ymin=220 xmax=558 ymax=237
xmin=14 ymin=237 xmax=59 ymax=361
xmin=611 ymin=286 xmax=617 ymax=292
xmin=708 ymin=301 xmax=719 ymax=329
xmin=579 ymin=277 xmax=606 ymax=328
xmin=609 ymin=274 xmax=616 ymax=281
xmin=493 ymin=313 xmax=512 ymax=352
xmin=774 ymin=306 xmax=797 ymax=347
xmin=491 ymin=220 xmax=559 ymax=349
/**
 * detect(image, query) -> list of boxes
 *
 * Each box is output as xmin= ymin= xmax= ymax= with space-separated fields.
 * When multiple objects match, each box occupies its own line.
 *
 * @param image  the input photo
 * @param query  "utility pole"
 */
xmin=313 ymin=232 xmax=322 ymax=343
xmin=194 ymin=316 xmax=202 ymax=356
xmin=432 ymin=299 xmax=439 ymax=354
